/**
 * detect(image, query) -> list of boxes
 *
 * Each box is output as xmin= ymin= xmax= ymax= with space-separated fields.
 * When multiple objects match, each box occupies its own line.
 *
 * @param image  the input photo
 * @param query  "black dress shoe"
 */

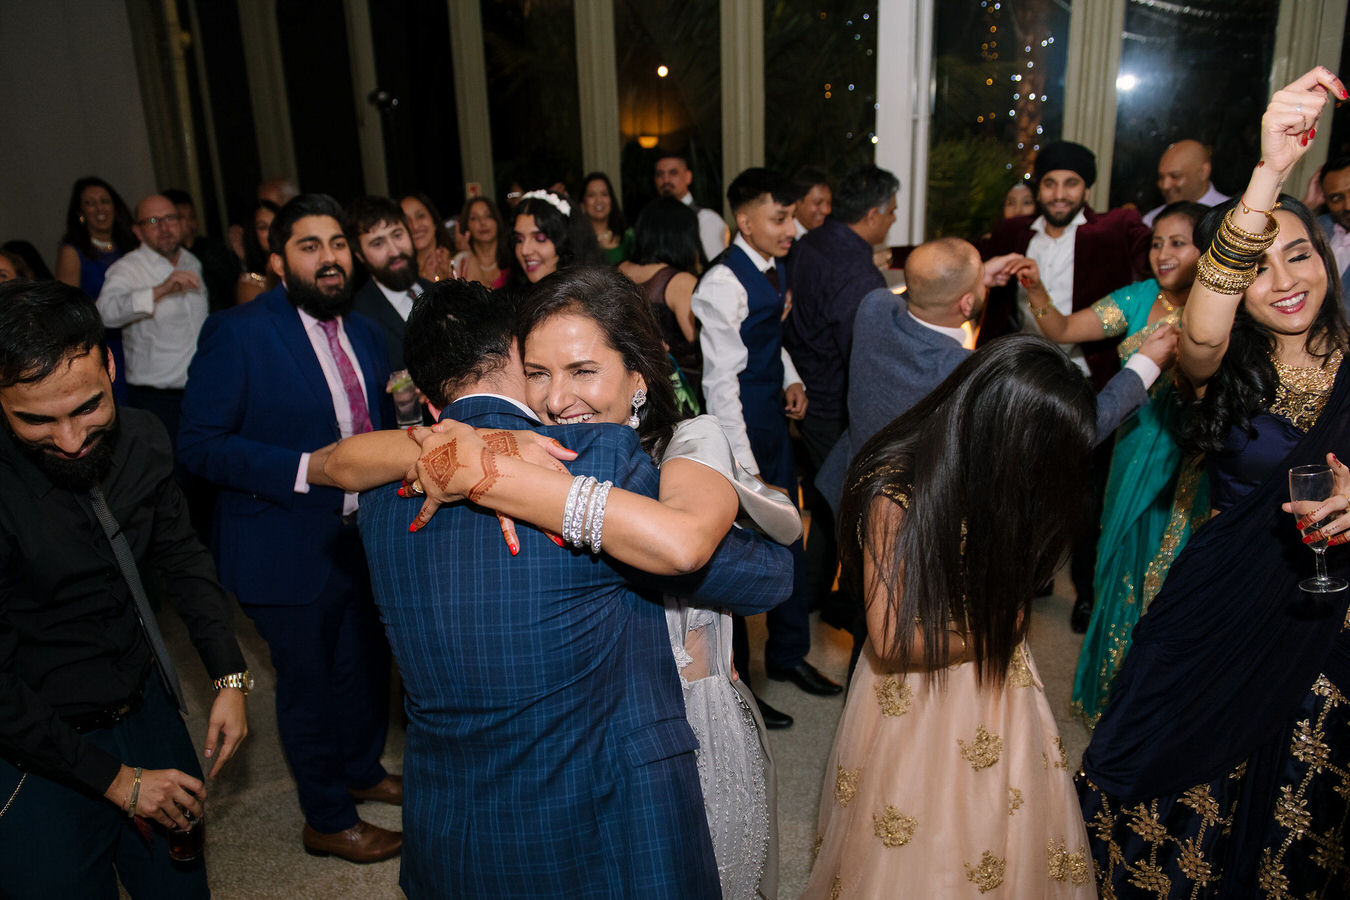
xmin=1070 ymin=596 xmax=1094 ymax=633
xmin=755 ymin=696 xmax=793 ymax=729
xmin=765 ymin=661 xmax=843 ymax=696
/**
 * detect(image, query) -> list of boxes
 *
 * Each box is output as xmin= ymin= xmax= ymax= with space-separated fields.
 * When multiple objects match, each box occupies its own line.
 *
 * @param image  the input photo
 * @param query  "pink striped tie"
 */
xmin=319 ymin=319 xmax=373 ymax=434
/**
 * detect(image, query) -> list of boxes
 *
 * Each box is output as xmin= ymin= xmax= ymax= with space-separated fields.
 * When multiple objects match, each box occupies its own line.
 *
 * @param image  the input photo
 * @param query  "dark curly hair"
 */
xmin=511 ymin=193 xmax=603 ymax=282
xmin=516 ymin=266 xmax=678 ymax=458
xmin=61 ymin=177 xmax=137 ymax=260
xmin=1178 ymin=195 xmax=1348 ymax=455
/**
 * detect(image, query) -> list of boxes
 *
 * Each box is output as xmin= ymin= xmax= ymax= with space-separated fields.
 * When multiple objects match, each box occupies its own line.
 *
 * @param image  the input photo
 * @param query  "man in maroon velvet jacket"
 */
xmin=977 ymin=141 xmax=1151 ymax=391
xmin=978 ymin=141 xmax=1151 ymax=632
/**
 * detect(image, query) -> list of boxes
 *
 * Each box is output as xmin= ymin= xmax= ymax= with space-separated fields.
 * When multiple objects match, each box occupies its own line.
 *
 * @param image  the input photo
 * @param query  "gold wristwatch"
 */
xmin=213 ymin=671 xmax=254 ymax=695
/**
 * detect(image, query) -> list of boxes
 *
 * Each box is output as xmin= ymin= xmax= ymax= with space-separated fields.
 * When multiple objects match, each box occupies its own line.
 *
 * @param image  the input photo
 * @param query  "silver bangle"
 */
xmin=587 ymin=480 xmax=613 ymax=554
xmin=565 ymin=476 xmax=597 ymax=547
xmin=562 ymin=476 xmax=587 ymax=546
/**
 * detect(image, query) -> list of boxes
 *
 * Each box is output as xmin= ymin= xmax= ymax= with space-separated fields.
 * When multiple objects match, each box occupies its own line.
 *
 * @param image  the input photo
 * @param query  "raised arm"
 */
xmin=1012 ymin=257 xmax=1112 ymax=344
xmin=1181 ymin=67 xmax=1347 ymax=390
xmin=407 ymin=423 xmax=740 ymax=576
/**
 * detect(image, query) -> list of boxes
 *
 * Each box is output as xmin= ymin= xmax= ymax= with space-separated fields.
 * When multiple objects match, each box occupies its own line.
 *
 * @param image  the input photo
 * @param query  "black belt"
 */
xmin=63 ymin=684 xmax=146 ymax=734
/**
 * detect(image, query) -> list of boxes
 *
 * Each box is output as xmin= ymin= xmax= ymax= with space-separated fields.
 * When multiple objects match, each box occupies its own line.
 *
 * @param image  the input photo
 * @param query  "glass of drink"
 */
xmin=1288 ymin=465 xmax=1349 ymax=593
xmin=387 ymin=369 xmax=422 ymax=427
xmin=167 ymin=804 xmax=205 ymax=862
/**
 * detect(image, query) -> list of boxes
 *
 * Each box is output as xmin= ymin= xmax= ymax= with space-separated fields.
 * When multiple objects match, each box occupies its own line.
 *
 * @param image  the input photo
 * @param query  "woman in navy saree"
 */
xmin=1077 ymin=69 xmax=1350 ymax=896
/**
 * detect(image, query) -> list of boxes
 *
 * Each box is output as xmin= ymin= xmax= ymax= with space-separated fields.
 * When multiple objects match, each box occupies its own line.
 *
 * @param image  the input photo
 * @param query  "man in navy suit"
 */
xmin=346 ymin=195 xmax=432 ymax=372
xmin=357 ymin=276 xmax=793 ymax=898
xmin=178 ymin=194 xmax=402 ymax=863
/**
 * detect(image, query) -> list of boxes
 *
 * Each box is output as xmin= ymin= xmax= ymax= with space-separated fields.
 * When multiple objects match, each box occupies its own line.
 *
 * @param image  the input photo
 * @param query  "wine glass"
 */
xmin=1288 ymin=465 xmax=1349 ymax=593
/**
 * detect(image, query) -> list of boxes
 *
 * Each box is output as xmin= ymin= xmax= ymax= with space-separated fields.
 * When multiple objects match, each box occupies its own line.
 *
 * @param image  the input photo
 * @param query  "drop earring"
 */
xmin=627 ymin=389 xmax=646 ymax=429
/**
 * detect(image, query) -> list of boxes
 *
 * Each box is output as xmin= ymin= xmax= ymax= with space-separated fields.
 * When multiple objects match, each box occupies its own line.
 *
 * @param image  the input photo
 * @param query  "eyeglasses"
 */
xmin=137 ymin=214 xmax=182 ymax=227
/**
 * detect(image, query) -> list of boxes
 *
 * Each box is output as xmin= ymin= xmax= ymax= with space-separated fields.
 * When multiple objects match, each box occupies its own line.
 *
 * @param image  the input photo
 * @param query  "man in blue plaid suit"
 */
xmin=358 ymin=276 xmax=793 ymax=898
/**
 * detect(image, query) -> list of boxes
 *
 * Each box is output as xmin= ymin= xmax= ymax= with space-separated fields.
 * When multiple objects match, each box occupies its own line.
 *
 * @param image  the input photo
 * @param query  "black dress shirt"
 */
xmin=0 ymin=408 xmax=245 ymax=795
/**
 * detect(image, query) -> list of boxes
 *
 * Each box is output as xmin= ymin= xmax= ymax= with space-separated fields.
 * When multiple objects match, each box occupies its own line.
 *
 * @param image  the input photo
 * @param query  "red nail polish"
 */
xmin=509 ymin=541 xmax=519 ymax=556
xmin=550 ymin=534 xmax=565 ymax=547
xmin=1301 ymin=135 xmax=1309 ymax=146
xmin=1341 ymin=87 xmax=1348 ymax=100
xmin=409 ymin=521 xmax=420 ymax=533
xmin=1311 ymin=127 xmax=1318 ymax=140
xmin=1303 ymin=534 xmax=1317 ymax=544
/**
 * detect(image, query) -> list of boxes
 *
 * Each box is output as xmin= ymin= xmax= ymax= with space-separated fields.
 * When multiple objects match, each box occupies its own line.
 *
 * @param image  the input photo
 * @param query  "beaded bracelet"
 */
xmin=562 ymin=476 xmax=590 ymax=547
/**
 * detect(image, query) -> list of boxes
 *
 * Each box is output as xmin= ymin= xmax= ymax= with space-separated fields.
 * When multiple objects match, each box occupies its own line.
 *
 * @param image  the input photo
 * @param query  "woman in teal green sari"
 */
xmin=1022 ymin=201 xmax=1212 ymax=727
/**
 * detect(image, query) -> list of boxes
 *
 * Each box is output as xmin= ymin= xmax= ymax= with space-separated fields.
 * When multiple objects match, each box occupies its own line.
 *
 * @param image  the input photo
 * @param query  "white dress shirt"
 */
xmin=1327 ymin=221 xmax=1350 ymax=278
xmin=1142 ymin=184 xmax=1229 ymax=226
xmin=95 ymin=244 xmax=207 ymax=389
xmin=681 ymin=192 xmax=730 ymax=263
xmin=374 ymin=279 xmax=420 ymax=321
xmin=292 ymin=308 xmax=372 ymax=515
xmin=1019 ymin=210 xmax=1089 ymax=374
xmin=908 ymin=312 xmax=970 ymax=347
xmin=692 ymin=233 xmax=803 ymax=475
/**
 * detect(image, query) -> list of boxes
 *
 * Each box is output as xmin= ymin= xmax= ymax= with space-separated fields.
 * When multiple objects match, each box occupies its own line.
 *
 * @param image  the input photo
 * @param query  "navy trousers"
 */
xmin=245 ymin=525 xmax=390 ymax=833
xmin=0 ymin=678 xmax=208 ymax=900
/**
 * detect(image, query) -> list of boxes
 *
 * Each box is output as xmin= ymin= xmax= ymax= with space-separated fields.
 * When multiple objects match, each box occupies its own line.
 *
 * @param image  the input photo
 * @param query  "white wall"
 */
xmin=0 ymin=1 xmax=158 ymax=270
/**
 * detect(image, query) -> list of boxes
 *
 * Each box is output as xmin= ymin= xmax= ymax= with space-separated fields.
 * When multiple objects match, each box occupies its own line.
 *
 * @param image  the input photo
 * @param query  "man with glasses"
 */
xmin=96 ymin=194 xmax=207 ymax=447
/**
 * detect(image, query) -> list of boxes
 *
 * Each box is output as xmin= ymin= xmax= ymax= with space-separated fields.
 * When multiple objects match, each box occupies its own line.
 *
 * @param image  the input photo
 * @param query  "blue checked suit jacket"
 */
xmin=358 ymin=395 xmax=792 ymax=898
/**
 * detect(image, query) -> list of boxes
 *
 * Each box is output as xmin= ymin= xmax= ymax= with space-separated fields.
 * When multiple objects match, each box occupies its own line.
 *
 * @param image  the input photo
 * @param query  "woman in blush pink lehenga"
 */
xmin=804 ymin=335 xmax=1098 ymax=898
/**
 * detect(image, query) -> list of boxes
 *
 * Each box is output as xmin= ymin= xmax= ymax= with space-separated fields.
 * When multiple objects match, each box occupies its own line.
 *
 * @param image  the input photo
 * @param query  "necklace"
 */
xmin=90 ymin=236 xmax=114 ymax=252
xmin=1270 ymin=347 xmax=1342 ymax=431
xmin=473 ymin=247 xmax=498 ymax=271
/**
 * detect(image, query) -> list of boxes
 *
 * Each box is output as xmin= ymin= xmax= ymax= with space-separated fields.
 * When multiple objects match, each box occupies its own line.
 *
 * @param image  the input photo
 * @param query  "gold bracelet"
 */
xmin=1030 ymin=303 xmax=1053 ymax=319
xmin=127 ymin=766 xmax=143 ymax=818
xmin=1222 ymin=208 xmax=1280 ymax=247
xmin=1196 ymin=250 xmax=1257 ymax=295
xmin=1239 ymin=197 xmax=1281 ymax=217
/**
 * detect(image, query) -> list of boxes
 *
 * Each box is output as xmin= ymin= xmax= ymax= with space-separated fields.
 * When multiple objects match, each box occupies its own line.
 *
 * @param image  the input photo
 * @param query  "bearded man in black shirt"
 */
xmin=0 ymin=280 xmax=248 ymax=898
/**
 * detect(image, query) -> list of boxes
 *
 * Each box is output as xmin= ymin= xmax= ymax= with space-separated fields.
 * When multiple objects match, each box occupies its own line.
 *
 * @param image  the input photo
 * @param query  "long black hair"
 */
xmin=1178 ymin=195 xmax=1349 ymax=455
xmin=457 ymin=196 xmax=513 ymax=273
xmin=511 ymin=193 xmax=604 ymax=280
xmin=61 ymin=176 xmax=137 ymax=259
xmin=631 ymin=197 xmax=703 ymax=274
xmin=243 ymin=199 xmax=280 ymax=276
xmin=517 ymin=266 xmax=679 ymax=458
xmin=580 ymin=172 xmax=628 ymax=236
xmin=839 ymin=334 xmax=1096 ymax=684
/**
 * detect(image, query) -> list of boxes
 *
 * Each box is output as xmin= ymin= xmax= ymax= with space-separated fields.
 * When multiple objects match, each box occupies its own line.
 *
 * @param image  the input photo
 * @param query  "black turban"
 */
xmin=1033 ymin=141 xmax=1097 ymax=188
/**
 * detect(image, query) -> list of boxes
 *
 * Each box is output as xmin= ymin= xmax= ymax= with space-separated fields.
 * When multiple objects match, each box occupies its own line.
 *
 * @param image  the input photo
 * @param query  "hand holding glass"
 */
xmin=1288 ymin=464 xmax=1348 ymax=593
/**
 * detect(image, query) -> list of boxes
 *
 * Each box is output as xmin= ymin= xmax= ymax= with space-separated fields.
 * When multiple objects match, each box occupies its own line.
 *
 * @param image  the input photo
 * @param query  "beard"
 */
xmin=370 ymin=253 xmax=417 ymax=292
xmin=285 ymin=262 xmax=353 ymax=321
xmin=12 ymin=414 xmax=120 ymax=492
xmin=1042 ymin=202 xmax=1085 ymax=229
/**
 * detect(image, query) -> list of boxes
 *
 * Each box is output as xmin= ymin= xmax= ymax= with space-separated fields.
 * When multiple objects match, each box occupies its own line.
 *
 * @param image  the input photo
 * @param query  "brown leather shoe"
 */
xmin=348 ymin=774 xmax=403 ymax=806
xmin=302 ymin=820 xmax=402 ymax=863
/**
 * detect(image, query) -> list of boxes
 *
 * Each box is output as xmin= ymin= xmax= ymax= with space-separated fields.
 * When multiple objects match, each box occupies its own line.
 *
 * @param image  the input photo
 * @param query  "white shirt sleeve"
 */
xmin=295 ymin=452 xmax=312 ymax=494
xmin=692 ymin=265 xmax=760 ymax=475
xmin=697 ymin=208 xmax=730 ymax=263
xmin=1123 ymin=353 xmax=1161 ymax=390
xmin=780 ymin=348 xmax=803 ymax=391
xmin=95 ymin=254 xmax=157 ymax=328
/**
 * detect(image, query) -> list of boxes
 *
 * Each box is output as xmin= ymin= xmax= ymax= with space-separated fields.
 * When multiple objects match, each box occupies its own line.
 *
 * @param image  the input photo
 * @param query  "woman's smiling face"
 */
xmin=1242 ymin=210 xmax=1329 ymax=339
xmin=523 ymin=312 xmax=644 ymax=426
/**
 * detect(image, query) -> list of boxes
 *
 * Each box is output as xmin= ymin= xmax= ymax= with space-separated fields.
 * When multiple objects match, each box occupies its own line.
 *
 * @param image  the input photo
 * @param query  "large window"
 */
xmin=764 ymin=2 xmax=877 ymax=179
xmin=927 ymin=0 xmax=1070 ymax=239
xmin=614 ymin=0 xmax=721 ymax=220
xmin=1109 ymin=0 xmax=1279 ymax=211
xmin=481 ymin=0 xmax=584 ymax=207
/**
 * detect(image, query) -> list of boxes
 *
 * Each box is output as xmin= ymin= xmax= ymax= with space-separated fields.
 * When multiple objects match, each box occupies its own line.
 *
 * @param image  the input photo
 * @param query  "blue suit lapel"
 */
xmin=263 ymin=289 xmax=339 ymax=439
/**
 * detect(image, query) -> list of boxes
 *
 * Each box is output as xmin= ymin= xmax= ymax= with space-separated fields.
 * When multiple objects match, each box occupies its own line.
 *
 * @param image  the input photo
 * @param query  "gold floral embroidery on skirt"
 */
xmin=964 ymin=850 xmax=1007 ymax=893
xmin=874 ymin=675 xmax=913 ymax=717
xmin=1046 ymin=840 xmax=1091 ymax=885
xmin=957 ymin=726 xmax=1003 ymax=770
xmin=1008 ymin=787 xmax=1024 ymax=815
xmin=834 ymin=766 xmax=861 ymax=807
xmin=1042 ymin=736 xmax=1068 ymax=770
xmin=872 ymin=805 xmax=918 ymax=848
xmin=827 ymin=876 xmax=843 ymax=900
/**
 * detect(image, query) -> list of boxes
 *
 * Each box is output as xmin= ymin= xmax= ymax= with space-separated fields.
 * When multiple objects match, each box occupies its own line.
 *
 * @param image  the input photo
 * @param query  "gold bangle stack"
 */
xmin=1196 ymin=208 xmax=1280 ymax=295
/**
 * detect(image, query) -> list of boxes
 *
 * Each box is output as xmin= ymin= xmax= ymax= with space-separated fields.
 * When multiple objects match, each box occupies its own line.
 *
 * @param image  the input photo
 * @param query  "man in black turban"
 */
xmin=978 ymin=139 xmax=1154 ymax=633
